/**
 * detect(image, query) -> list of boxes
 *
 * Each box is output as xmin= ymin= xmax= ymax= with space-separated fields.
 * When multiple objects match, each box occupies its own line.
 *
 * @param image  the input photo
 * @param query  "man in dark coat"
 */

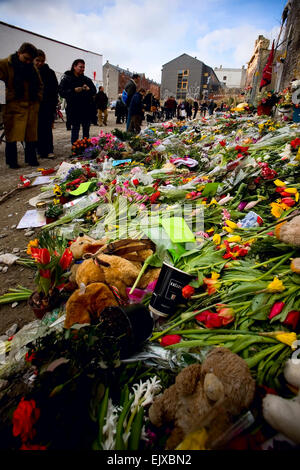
xmin=124 ymin=73 xmax=140 ymax=131
xmin=95 ymin=86 xmax=108 ymax=126
xmin=115 ymin=94 xmax=127 ymax=124
xmin=128 ymin=88 xmax=146 ymax=133
xmin=34 ymin=49 xmax=58 ymax=158
xmin=0 ymin=42 xmax=43 ymax=168
xmin=59 ymin=59 xmax=96 ymax=144
xmin=193 ymin=100 xmax=199 ymax=119
xmin=208 ymin=99 xmax=217 ymax=116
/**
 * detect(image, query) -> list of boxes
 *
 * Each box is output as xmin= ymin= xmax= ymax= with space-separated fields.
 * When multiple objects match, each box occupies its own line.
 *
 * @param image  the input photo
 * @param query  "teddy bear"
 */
xmin=263 ymin=358 xmax=300 ymax=444
xmin=64 ymin=236 xmax=161 ymax=329
xmin=148 ymin=347 xmax=255 ymax=450
xmin=275 ymin=214 xmax=300 ymax=247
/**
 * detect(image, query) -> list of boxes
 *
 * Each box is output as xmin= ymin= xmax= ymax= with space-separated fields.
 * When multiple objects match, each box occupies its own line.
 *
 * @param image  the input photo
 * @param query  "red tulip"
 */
xmin=59 ymin=249 xmax=73 ymax=270
xmin=31 ymin=248 xmax=51 ymax=265
xmin=268 ymin=301 xmax=285 ymax=320
xmin=39 ymin=269 xmax=51 ymax=278
xmin=132 ymin=179 xmax=139 ymax=186
xmin=205 ymin=312 xmax=223 ymax=328
xmin=281 ymin=197 xmax=295 ymax=207
xmin=219 ymin=140 xmax=226 ymax=147
xmin=182 ymin=285 xmax=195 ymax=299
xmin=283 ymin=311 xmax=300 ymax=330
xmin=160 ymin=334 xmax=182 ymax=347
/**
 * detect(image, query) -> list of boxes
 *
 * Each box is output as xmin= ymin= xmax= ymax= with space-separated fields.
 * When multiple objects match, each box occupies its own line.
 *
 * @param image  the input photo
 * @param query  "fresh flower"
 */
xmin=216 ymin=304 xmax=235 ymax=325
xmin=182 ymin=285 xmax=195 ymax=299
xmin=20 ymin=443 xmax=47 ymax=450
xmin=59 ymin=249 xmax=73 ymax=270
xmin=160 ymin=335 xmax=182 ymax=347
xmin=149 ymin=191 xmax=161 ymax=204
xmin=30 ymin=248 xmax=51 ymax=265
xmin=12 ymin=398 xmax=41 ymax=442
xmin=268 ymin=301 xmax=285 ymax=319
xmin=267 ymin=277 xmax=286 ymax=293
xmin=26 ymin=239 xmax=39 ymax=256
xmin=283 ymin=311 xmax=300 ymax=330
xmin=195 ymin=310 xmax=223 ymax=328
xmin=270 ymin=202 xmax=284 ymax=218
xmin=275 ymin=332 xmax=297 ymax=349
xmin=219 ymin=140 xmax=226 ymax=147
xmin=203 ymin=272 xmax=221 ymax=295
xmin=212 ymin=234 xmax=221 ymax=245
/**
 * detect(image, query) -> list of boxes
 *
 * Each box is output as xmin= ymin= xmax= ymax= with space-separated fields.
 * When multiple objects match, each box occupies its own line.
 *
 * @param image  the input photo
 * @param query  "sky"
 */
xmin=0 ymin=0 xmax=288 ymax=82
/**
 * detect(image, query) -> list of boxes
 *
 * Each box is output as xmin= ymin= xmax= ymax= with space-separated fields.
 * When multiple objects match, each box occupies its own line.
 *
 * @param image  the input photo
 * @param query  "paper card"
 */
xmin=112 ymin=159 xmax=132 ymax=167
xmin=161 ymin=217 xmax=195 ymax=243
xmin=32 ymin=176 xmax=52 ymax=186
xmin=69 ymin=181 xmax=92 ymax=196
xmin=17 ymin=210 xmax=46 ymax=229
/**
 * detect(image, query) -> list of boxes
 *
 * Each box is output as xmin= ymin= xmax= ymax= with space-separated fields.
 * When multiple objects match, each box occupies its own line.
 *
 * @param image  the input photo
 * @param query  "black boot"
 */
xmin=5 ymin=142 xmax=20 ymax=168
xmin=25 ymin=142 xmax=39 ymax=166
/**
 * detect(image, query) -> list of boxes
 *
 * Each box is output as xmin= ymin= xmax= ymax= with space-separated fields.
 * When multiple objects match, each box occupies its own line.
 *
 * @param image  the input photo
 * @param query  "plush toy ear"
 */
xmin=83 ymin=243 xmax=106 ymax=255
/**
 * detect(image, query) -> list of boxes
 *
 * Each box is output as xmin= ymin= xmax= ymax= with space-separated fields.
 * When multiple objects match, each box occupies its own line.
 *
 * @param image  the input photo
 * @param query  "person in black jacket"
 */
xmin=193 ymin=100 xmax=199 ymax=119
xmin=128 ymin=88 xmax=146 ymax=133
xmin=58 ymin=59 xmax=96 ymax=144
xmin=95 ymin=86 xmax=108 ymax=126
xmin=33 ymin=49 xmax=58 ymax=158
xmin=115 ymin=94 xmax=127 ymax=124
xmin=124 ymin=73 xmax=140 ymax=131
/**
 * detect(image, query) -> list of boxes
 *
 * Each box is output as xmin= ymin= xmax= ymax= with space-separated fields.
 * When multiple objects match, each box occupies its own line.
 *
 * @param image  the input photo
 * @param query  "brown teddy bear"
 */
xmin=275 ymin=214 xmax=300 ymax=246
xmin=64 ymin=236 xmax=161 ymax=329
xmin=148 ymin=347 xmax=255 ymax=450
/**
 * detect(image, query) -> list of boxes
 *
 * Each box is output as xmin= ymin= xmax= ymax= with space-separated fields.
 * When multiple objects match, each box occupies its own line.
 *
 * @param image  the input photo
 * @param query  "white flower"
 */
xmin=102 ymin=399 xmax=121 ymax=450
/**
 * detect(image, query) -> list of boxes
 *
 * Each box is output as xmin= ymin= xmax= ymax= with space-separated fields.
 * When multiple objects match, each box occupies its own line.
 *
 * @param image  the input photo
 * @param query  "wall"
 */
xmin=245 ymin=35 xmax=271 ymax=104
xmin=0 ymin=22 xmax=103 ymax=84
xmin=161 ymin=54 xmax=205 ymax=100
xmin=214 ymin=66 xmax=245 ymax=88
xmin=103 ymin=63 xmax=119 ymax=102
xmin=277 ymin=0 xmax=300 ymax=90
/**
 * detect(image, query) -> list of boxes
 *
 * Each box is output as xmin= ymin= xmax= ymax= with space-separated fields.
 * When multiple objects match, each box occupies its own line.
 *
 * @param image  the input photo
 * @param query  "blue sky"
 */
xmin=0 ymin=0 xmax=287 ymax=82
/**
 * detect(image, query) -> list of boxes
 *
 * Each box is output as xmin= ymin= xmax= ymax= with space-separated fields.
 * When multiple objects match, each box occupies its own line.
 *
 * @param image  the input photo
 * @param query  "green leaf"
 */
xmin=201 ymin=183 xmax=220 ymax=197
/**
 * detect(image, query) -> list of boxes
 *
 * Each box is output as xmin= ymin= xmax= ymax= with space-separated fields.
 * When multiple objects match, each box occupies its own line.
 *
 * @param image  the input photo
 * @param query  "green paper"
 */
xmin=201 ymin=182 xmax=219 ymax=197
xmin=69 ymin=182 xmax=92 ymax=196
xmin=161 ymin=217 xmax=195 ymax=243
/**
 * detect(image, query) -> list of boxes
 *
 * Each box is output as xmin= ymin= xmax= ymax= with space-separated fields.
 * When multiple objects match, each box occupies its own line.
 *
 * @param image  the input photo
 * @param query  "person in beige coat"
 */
xmin=0 ymin=43 xmax=43 ymax=168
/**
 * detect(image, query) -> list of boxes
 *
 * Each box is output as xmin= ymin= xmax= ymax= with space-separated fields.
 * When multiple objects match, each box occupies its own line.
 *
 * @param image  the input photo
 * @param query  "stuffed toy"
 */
xmin=263 ymin=358 xmax=300 ymax=444
xmin=275 ymin=215 xmax=300 ymax=247
xmin=148 ymin=347 xmax=255 ymax=450
xmin=65 ymin=237 xmax=160 ymax=329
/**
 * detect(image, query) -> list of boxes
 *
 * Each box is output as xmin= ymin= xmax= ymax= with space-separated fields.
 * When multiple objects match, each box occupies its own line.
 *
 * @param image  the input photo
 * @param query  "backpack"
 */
xmin=121 ymin=89 xmax=128 ymax=105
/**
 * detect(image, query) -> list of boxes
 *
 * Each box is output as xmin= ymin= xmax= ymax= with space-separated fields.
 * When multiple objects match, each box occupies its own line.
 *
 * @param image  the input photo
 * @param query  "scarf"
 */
xmin=11 ymin=52 xmax=40 ymax=101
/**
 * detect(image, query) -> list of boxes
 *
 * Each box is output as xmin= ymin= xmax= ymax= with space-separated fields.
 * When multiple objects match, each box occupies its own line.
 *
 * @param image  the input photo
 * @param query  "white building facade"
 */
xmin=0 ymin=22 xmax=103 ymax=88
xmin=214 ymin=65 xmax=246 ymax=89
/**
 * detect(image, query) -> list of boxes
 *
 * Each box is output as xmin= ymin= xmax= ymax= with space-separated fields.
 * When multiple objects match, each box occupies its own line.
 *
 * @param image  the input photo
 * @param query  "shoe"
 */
xmin=8 ymin=163 xmax=20 ymax=169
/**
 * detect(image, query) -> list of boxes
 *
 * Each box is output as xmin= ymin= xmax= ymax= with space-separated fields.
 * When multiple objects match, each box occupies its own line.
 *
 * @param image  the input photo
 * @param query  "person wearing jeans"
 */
xmin=95 ymin=86 xmax=108 ymax=126
xmin=124 ymin=74 xmax=140 ymax=131
xmin=0 ymin=42 xmax=43 ymax=168
xmin=59 ymin=59 xmax=96 ymax=145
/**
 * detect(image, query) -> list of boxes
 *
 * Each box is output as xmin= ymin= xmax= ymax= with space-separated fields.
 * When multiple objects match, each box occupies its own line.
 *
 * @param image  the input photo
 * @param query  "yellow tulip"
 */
xmin=284 ymin=188 xmax=297 ymax=194
xmin=213 ymin=234 xmax=221 ymax=245
xmin=275 ymin=332 xmax=297 ymax=349
xmin=267 ymin=277 xmax=286 ymax=293
xmin=225 ymin=220 xmax=238 ymax=229
xmin=226 ymin=235 xmax=242 ymax=243
xmin=270 ymin=202 xmax=284 ymax=218
xmin=274 ymin=179 xmax=286 ymax=187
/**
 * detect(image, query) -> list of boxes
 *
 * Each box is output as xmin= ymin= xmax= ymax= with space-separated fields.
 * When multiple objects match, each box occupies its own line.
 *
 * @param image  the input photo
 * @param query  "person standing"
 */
xmin=95 ymin=86 xmax=108 ymax=126
xmin=0 ymin=42 xmax=43 ymax=168
xmin=125 ymin=73 xmax=140 ymax=131
xmin=33 ymin=49 xmax=58 ymax=159
xmin=208 ymin=99 xmax=216 ymax=116
xmin=128 ymin=88 xmax=146 ymax=133
xmin=193 ymin=100 xmax=199 ymax=119
xmin=58 ymin=59 xmax=96 ymax=144
xmin=115 ymin=94 xmax=127 ymax=124
xmin=200 ymin=101 xmax=208 ymax=117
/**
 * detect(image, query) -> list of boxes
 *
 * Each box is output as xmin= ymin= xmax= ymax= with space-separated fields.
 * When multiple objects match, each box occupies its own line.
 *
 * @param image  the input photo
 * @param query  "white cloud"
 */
xmin=0 ymin=0 xmax=282 ymax=81
xmin=194 ymin=24 xmax=281 ymax=69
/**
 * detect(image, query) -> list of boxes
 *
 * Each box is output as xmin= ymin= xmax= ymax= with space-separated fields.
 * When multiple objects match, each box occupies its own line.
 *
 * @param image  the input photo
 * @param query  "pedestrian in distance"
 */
xmin=128 ymin=88 xmax=146 ymax=134
xmin=124 ymin=73 xmax=140 ymax=131
xmin=193 ymin=100 xmax=199 ymax=119
xmin=0 ymin=42 xmax=43 ymax=168
xmin=200 ymin=101 xmax=208 ymax=117
xmin=115 ymin=94 xmax=127 ymax=124
xmin=33 ymin=49 xmax=58 ymax=159
xmin=95 ymin=86 xmax=108 ymax=126
xmin=208 ymin=99 xmax=217 ymax=116
xmin=59 ymin=59 xmax=96 ymax=145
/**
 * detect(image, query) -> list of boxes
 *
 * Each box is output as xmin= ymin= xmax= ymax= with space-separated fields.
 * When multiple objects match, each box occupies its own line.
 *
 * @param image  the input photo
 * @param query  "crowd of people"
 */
xmin=0 ymin=42 xmax=227 ymax=168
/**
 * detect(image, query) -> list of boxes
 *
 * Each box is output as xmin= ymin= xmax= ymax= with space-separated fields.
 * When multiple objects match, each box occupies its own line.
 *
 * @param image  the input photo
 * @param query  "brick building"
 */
xmin=103 ymin=61 xmax=160 ymax=103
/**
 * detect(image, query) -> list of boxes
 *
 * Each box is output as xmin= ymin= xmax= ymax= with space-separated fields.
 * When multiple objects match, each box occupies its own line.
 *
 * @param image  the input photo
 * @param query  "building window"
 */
xmin=223 ymin=76 xmax=227 ymax=81
xmin=177 ymin=70 xmax=189 ymax=92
